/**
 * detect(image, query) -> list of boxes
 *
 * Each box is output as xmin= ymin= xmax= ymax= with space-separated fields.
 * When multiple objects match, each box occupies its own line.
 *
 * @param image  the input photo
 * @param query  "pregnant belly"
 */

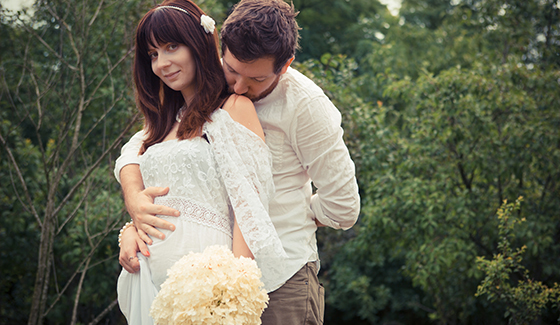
xmin=146 ymin=197 xmax=233 ymax=289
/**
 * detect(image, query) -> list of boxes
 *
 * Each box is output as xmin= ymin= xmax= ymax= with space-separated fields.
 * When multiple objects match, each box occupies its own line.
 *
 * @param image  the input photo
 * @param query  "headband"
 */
xmin=156 ymin=5 xmax=216 ymax=34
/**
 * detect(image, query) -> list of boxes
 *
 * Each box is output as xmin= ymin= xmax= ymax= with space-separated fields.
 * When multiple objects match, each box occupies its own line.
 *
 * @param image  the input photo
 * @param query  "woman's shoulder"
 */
xmin=221 ymin=95 xmax=264 ymax=141
xmin=222 ymin=94 xmax=254 ymax=116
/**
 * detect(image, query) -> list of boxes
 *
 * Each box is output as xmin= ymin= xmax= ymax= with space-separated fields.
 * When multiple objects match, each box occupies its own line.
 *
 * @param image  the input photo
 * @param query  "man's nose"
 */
xmin=233 ymin=77 xmax=248 ymax=95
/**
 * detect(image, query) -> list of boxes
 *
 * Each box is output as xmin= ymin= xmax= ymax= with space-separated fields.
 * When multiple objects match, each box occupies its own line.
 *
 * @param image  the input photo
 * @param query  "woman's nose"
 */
xmin=154 ymin=54 xmax=171 ymax=70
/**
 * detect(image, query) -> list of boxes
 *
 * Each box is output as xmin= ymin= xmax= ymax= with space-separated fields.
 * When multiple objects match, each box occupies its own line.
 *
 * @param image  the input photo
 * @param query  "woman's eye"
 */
xmin=168 ymin=44 xmax=178 ymax=51
xmin=148 ymin=52 xmax=157 ymax=59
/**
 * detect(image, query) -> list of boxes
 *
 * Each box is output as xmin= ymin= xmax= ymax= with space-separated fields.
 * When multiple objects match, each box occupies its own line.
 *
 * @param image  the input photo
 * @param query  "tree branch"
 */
xmin=19 ymin=22 xmax=78 ymax=71
xmin=52 ymin=113 xmax=141 ymax=221
xmin=56 ymin=179 xmax=92 ymax=235
xmin=0 ymin=133 xmax=42 ymax=227
xmin=71 ymin=256 xmax=91 ymax=325
xmin=43 ymin=214 xmax=121 ymax=318
xmin=88 ymin=299 xmax=118 ymax=325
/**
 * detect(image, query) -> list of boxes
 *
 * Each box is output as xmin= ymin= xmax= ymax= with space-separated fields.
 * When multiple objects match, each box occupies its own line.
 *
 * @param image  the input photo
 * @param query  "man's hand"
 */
xmin=315 ymin=218 xmax=326 ymax=228
xmin=119 ymin=226 xmax=150 ymax=273
xmin=120 ymin=164 xmax=179 ymax=244
xmin=126 ymin=186 xmax=180 ymax=243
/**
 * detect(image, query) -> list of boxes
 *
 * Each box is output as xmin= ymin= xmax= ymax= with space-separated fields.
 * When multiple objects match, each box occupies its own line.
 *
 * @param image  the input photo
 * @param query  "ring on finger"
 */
xmin=128 ymin=256 xmax=137 ymax=261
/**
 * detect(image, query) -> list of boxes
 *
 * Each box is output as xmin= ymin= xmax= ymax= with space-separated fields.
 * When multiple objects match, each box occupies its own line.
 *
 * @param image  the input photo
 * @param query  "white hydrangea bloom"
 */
xmin=150 ymin=245 xmax=269 ymax=325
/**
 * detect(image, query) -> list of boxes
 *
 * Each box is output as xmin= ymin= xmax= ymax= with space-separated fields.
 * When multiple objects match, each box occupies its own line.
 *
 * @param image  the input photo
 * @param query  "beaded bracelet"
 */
xmin=118 ymin=220 xmax=135 ymax=247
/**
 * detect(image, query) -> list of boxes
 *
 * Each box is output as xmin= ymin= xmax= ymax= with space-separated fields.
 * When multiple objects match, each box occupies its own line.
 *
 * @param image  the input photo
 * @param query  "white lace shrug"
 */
xmin=117 ymin=109 xmax=286 ymax=324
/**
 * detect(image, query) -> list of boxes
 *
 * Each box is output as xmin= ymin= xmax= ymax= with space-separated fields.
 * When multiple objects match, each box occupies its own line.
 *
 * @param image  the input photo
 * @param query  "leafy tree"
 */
xmin=476 ymin=197 xmax=560 ymax=324
xmin=319 ymin=57 xmax=560 ymax=324
xmin=0 ymin=0 xmax=148 ymax=323
xmin=296 ymin=0 xmax=560 ymax=323
xmin=2 ymin=0 xmax=559 ymax=323
xmin=0 ymin=0 xmax=235 ymax=323
xmin=291 ymin=0 xmax=388 ymax=61
xmin=399 ymin=0 xmax=455 ymax=29
xmin=461 ymin=0 xmax=560 ymax=67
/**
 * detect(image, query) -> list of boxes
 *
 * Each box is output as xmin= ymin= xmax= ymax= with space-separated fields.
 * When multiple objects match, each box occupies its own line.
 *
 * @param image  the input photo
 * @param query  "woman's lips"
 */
xmin=164 ymin=71 xmax=180 ymax=80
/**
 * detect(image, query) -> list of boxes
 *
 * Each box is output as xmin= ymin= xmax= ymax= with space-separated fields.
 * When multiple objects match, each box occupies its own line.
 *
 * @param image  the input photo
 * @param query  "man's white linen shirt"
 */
xmin=114 ymin=67 xmax=360 ymax=291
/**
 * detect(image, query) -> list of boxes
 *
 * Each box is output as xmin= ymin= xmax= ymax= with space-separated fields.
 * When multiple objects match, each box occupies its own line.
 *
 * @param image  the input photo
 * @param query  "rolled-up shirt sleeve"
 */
xmin=293 ymin=95 xmax=360 ymax=230
xmin=113 ymin=130 xmax=146 ymax=184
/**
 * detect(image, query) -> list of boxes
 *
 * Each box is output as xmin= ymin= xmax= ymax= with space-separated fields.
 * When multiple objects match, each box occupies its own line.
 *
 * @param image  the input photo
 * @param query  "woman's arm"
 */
xmin=222 ymin=94 xmax=263 ymax=259
xmin=118 ymin=225 xmax=150 ymax=273
xmin=204 ymin=102 xmax=286 ymax=291
xmin=232 ymin=216 xmax=254 ymax=259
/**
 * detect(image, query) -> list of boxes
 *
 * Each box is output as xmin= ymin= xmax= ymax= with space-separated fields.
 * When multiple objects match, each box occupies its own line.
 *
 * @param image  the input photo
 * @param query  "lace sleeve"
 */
xmin=204 ymin=109 xmax=287 ymax=292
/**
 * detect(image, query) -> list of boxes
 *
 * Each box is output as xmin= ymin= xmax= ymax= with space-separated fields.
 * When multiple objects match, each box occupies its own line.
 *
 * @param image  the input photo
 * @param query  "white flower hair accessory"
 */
xmin=200 ymin=14 xmax=216 ymax=34
xmin=156 ymin=6 xmax=215 ymax=35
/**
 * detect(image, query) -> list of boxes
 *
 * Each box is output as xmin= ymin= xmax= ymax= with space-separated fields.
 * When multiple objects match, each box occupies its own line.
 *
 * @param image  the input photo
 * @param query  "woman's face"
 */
xmin=148 ymin=41 xmax=196 ymax=102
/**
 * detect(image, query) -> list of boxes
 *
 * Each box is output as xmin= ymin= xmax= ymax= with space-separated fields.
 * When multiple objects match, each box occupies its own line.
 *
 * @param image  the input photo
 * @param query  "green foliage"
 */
xmin=2 ymin=0 xmax=559 ymax=323
xmin=363 ymin=62 xmax=558 ymax=323
xmin=290 ymin=0 xmax=389 ymax=61
xmin=296 ymin=1 xmax=560 ymax=322
xmin=400 ymin=0 xmax=455 ymax=29
xmin=476 ymin=197 xmax=560 ymax=324
xmin=296 ymin=55 xmax=435 ymax=325
xmin=0 ymin=0 xmax=151 ymax=323
xmin=0 ymin=0 xmax=230 ymax=323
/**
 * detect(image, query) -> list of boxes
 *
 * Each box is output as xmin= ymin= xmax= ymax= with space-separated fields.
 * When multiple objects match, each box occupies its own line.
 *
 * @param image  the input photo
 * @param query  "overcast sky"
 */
xmin=3 ymin=0 xmax=403 ymax=15
xmin=379 ymin=0 xmax=402 ymax=16
xmin=2 ymin=0 xmax=34 ymax=11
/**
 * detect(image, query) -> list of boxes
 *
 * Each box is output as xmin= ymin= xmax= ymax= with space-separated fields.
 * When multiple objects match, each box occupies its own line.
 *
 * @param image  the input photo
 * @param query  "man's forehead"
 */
xmin=223 ymin=50 xmax=275 ymax=77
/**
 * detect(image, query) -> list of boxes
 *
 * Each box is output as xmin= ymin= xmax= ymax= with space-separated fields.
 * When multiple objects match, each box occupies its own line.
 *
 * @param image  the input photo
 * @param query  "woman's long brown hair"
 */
xmin=134 ymin=0 xmax=228 ymax=154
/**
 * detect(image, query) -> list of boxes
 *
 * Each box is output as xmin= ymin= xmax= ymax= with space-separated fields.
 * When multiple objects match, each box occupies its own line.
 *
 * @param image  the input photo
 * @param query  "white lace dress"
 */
xmin=117 ymin=109 xmax=286 ymax=324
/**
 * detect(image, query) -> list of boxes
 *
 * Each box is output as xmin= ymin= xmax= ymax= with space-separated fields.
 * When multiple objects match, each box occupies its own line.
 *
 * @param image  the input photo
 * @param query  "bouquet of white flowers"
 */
xmin=150 ymin=245 xmax=269 ymax=325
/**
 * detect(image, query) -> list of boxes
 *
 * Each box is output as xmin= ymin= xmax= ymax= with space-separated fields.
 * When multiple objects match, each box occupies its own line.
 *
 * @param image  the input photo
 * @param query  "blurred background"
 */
xmin=1 ymin=0 xmax=559 ymax=324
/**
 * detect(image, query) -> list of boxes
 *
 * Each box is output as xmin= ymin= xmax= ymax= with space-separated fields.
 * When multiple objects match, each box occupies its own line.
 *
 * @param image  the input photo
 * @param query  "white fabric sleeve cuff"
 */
xmin=311 ymin=194 xmax=350 ymax=230
xmin=113 ymin=130 xmax=145 ymax=184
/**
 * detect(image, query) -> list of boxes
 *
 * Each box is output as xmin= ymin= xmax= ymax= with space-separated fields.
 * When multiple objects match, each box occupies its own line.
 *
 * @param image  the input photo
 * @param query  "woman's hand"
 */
xmin=118 ymin=226 xmax=150 ymax=273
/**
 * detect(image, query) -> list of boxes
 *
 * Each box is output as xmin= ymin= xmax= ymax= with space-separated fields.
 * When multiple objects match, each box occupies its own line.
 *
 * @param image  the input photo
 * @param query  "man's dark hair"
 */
xmin=220 ymin=0 xmax=300 ymax=74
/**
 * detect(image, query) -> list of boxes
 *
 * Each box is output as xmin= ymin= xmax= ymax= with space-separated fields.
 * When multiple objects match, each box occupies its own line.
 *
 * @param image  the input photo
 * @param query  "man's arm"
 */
xmin=114 ymin=130 xmax=144 ymax=183
xmin=120 ymin=165 xmax=178 ymax=242
xmin=294 ymin=95 xmax=360 ymax=230
xmin=115 ymin=130 xmax=179 ymax=243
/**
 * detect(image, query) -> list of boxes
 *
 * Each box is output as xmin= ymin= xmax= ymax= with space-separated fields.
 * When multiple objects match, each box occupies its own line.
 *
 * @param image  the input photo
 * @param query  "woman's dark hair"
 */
xmin=134 ymin=0 xmax=228 ymax=153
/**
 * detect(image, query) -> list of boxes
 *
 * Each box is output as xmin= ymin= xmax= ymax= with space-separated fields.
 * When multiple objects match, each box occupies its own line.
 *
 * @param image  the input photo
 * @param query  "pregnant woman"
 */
xmin=115 ymin=1 xmax=285 ymax=323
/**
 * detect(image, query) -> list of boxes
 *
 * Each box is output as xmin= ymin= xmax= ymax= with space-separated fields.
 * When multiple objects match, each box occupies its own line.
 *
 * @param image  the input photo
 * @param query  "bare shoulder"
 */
xmin=222 ymin=95 xmax=265 ymax=141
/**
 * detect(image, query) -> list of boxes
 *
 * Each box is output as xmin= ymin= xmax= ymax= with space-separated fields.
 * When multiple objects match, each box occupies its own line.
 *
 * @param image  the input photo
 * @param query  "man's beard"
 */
xmin=232 ymin=75 xmax=280 ymax=103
